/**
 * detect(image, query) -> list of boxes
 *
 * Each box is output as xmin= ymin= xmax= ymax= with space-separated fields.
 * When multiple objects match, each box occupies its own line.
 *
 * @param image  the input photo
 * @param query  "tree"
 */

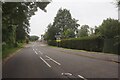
xmin=29 ymin=36 xmax=39 ymax=41
xmin=2 ymin=2 xmax=50 ymax=47
xmin=99 ymin=18 xmax=120 ymax=39
xmin=52 ymin=8 xmax=80 ymax=39
xmin=115 ymin=0 xmax=120 ymax=6
xmin=44 ymin=8 xmax=80 ymax=40
xmin=45 ymin=23 xmax=59 ymax=40
xmin=98 ymin=18 xmax=120 ymax=54
xmin=63 ymin=29 xmax=75 ymax=39
xmin=77 ymin=25 xmax=89 ymax=37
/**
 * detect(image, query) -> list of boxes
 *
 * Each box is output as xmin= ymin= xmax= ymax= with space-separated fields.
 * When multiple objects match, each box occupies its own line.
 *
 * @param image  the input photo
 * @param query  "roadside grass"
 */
xmin=2 ymin=43 xmax=25 ymax=60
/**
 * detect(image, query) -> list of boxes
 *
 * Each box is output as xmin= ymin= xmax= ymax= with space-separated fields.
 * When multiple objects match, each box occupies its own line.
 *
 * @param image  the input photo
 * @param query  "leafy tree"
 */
xmin=2 ymin=2 xmax=50 ymax=47
xmin=89 ymin=27 xmax=94 ymax=35
xmin=52 ymin=8 xmax=80 ymax=39
xmin=29 ymin=36 xmax=39 ymax=41
xmin=45 ymin=23 xmax=59 ymax=40
xmin=99 ymin=18 xmax=120 ymax=39
xmin=115 ymin=0 xmax=120 ymax=6
xmin=63 ymin=29 xmax=75 ymax=39
xmin=98 ymin=18 xmax=120 ymax=54
xmin=44 ymin=8 xmax=80 ymax=40
xmin=77 ymin=25 xmax=89 ymax=37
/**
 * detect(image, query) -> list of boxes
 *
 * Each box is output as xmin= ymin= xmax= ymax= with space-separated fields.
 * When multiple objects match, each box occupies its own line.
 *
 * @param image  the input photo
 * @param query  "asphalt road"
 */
xmin=2 ymin=42 xmax=119 ymax=79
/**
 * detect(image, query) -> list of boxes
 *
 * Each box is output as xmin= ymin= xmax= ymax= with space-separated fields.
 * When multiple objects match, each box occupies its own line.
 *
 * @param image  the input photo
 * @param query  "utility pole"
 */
xmin=118 ymin=4 xmax=120 ymax=22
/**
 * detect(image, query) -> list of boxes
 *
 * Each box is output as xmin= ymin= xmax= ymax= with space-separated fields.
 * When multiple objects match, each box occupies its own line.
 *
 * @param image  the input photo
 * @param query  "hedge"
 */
xmin=48 ymin=36 xmax=104 ymax=52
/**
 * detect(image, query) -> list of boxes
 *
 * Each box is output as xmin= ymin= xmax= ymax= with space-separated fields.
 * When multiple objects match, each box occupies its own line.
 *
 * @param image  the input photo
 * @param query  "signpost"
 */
xmin=55 ymin=33 xmax=61 ymax=47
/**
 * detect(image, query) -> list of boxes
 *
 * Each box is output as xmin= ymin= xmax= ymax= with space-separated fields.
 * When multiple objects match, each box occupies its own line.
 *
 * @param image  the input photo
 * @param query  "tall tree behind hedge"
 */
xmin=77 ymin=25 xmax=89 ymax=37
xmin=99 ymin=18 xmax=120 ymax=39
xmin=52 ymin=8 xmax=80 ymax=39
xmin=98 ymin=18 xmax=120 ymax=54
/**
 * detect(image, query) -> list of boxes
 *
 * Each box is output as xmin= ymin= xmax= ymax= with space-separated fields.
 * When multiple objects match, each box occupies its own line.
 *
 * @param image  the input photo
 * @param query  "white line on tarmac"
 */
xmin=33 ymin=48 xmax=35 ymax=51
xmin=34 ymin=51 xmax=38 ymax=55
xmin=78 ymin=75 xmax=87 ymax=80
xmin=40 ymin=57 xmax=51 ymax=68
xmin=61 ymin=73 xmax=72 ymax=76
xmin=45 ymin=55 xmax=61 ymax=65
xmin=39 ymin=51 xmax=43 ymax=55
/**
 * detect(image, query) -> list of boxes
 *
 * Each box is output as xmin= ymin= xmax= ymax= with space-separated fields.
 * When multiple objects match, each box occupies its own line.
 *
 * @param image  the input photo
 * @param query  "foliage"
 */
xmin=29 ymin=35 xmax=39 ymax=41
xmin=47 ymin=18 xmax=120 ymax=54
xmin=63 ymin=29 xmax=75 ymax=38
xmin=98 ymin=18 xmax=120 ymax=54
xmin=2 ymin=43 xmax=25 ymax=59
xmin=115 ymin=0 xmax=120 ymax=6
xmin=44 ymin=23 xmax=59 ymax=40
xmin=77 ymin=25 xmax=89 ymax=37
xmin=2 ymin=2 xmax=49 ymax=47
xmin=48 ymin=36 xmax=104 ymax=52
xmin=44 ymin=8 xmax=80 ymax=40
xmin=98 ymin=18 xmax=120 ymax=39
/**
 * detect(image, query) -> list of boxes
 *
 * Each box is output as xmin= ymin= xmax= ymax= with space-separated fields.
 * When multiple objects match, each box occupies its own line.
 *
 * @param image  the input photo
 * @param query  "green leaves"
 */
xmin=29 ymin=36 xmax=39 ymax=41
xmin=77 ymin=25 xmax=89 ymax=37
xmin=99 ymin=18 xmax=120 ymax=39
xmin=45 ymin=8 xmax=80 ymax=40
xmin=2 ymin=2 xmax=50 ymax=46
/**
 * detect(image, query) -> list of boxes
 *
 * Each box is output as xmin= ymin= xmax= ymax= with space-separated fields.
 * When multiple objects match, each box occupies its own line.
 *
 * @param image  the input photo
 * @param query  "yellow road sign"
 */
xmin=56 ymin=40 xmax=61 ymax=42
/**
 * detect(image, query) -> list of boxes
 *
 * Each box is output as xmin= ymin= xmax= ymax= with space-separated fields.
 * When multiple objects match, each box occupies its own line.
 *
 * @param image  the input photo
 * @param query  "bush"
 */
xmin=103 ymin=39 xmax=119 ymax=54
xmin=60 ymin=36 xmax=104 ymax=52
xmin=48 ymin=36 xmax=104 ymax=52
xmin=47 ymin=40 xmax=57 ymax=46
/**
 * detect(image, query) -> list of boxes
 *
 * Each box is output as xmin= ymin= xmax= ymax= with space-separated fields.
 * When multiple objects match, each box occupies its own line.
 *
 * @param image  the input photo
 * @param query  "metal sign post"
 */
xmin=55 ymin=33 xmax=61 ymax=47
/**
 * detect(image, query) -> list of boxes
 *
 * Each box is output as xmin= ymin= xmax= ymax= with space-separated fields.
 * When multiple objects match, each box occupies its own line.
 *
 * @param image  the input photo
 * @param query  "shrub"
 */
xmin=47 ymin=40 xmax=57 ymax=46
xmin=60 ymin=36 xmax=104 ymax=52
xmin=48 ymin=36 xmax=104 ymax=52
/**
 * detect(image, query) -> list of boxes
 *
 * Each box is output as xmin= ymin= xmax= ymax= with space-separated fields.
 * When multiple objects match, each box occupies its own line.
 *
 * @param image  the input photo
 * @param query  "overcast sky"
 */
xmin=29 ymin=0 xmax=118 ymax=37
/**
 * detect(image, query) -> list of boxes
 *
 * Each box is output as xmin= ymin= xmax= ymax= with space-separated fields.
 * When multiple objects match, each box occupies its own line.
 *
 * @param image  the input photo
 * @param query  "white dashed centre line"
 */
xmin=39 ymin=51 xmax=43 ymax=55
xmin=34 ymin=51 xmax=38 ymax=55
xmin=33 ymin=48 xmax=35 ymax=51
xmin=45 ymin=55 xmax=61 ymax=65
xmin=40 ymin=57 xmax=51 ymax=68
xmin=78 ymin=75 xmax=87 ymax=80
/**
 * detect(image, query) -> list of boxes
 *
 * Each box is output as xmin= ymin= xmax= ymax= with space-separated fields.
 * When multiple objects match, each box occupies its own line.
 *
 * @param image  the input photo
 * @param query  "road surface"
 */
xmin=2 ymin=42 xmax=119 ymax=79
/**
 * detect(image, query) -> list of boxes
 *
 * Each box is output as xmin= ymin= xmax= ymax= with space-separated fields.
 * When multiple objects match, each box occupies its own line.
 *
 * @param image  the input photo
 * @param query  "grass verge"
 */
xmin=2 ymin=43 xmax=25 ymax=60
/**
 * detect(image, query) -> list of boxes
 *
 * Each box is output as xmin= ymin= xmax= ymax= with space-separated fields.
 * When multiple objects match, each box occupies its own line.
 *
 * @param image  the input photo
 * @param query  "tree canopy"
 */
xmin=77 ymin=25 xmax=89 ymax=37
xmin=44 ymin=8 xmax=80 ymax=40
xmin=98 ymin=18 xmax=120 ymax=39
xmin=29 ymin=35 xmax=39 ymax=41
xmin=2 ymin=2 xmax=50 ymax=46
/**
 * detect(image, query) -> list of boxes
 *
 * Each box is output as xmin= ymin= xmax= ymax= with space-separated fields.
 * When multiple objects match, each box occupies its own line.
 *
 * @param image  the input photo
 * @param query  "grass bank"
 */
xmin=2 ymin=43 xmax=25 ymax=60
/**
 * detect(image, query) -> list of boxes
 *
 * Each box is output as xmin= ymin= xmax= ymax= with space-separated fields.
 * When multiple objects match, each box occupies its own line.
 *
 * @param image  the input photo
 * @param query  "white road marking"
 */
xmin=40 ymin=44 xmax=46 ymax=46
xmin=39 ymin=51 xmax=43 ymax=55
xmin=61 ymin=73 xmax=72 ymax=76
xmin=34 ymin=51 xmax=38 ymax=55
xmin=45 ymin=55 xmax=61 ymax=65
xmin=33 ymin=48 xmax=35 ymax=51
xmin=78 ymin=75 xmax=87 ymax=80
xmin=40 ymin=57 xmax=51 ymax=68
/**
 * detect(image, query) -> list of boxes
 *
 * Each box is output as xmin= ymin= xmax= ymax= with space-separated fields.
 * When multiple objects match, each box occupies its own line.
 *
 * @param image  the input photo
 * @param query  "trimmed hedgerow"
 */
xmin=48 ymin=36 xmax=104 ymax=52
xmin=60 ymin=36 xmax=104 ymax=52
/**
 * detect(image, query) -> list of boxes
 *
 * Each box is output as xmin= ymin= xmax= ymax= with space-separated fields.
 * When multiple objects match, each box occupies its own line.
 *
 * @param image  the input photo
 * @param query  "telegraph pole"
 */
xmin=118 ymin=4 xmax=120 ymax=22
